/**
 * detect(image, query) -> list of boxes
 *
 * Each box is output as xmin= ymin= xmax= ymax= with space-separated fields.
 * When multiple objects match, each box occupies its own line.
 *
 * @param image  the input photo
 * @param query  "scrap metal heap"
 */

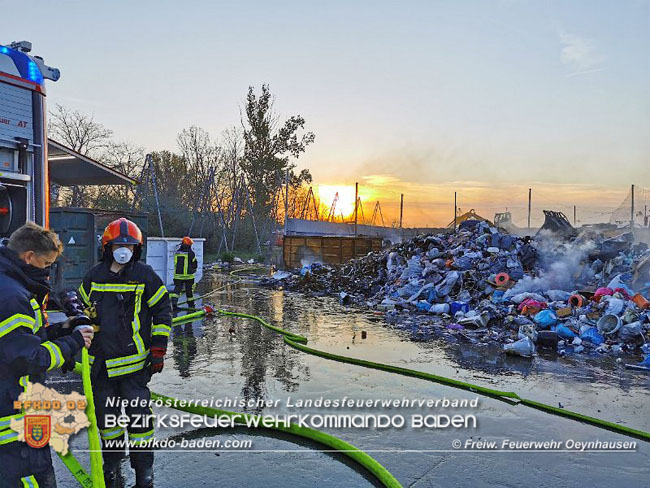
xmin=264 ymin=220 xmax=650 ymax=362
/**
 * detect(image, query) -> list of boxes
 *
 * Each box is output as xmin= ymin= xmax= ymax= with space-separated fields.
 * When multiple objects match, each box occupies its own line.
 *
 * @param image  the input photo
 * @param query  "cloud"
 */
xmin=559 ymin=33 xmax=605 ymax=74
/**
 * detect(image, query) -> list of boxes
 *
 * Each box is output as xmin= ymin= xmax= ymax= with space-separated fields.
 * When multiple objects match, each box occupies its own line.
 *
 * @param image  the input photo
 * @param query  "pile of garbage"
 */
xmin=262 ymin=221 xmax=650 ymax=365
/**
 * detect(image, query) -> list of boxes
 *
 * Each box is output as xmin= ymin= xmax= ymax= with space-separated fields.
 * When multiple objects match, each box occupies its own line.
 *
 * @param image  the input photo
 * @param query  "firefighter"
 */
xmin=0 ymin=222 xmax=94 ymax=487
xmin=171 ymin=236 xmax=198 ymax=311
xmin=79 ymin=218 xmax=171 ymax=488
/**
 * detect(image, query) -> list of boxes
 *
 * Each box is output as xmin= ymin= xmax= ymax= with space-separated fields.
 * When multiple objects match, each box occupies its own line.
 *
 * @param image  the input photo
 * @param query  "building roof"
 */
xmin=48 ymin=139 xmax=137 ymax=186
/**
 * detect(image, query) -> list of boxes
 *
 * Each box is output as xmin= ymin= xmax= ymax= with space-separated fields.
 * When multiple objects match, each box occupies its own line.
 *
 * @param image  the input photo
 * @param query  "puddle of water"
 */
xmin=50 ymin=272 xmax=649 ymax=487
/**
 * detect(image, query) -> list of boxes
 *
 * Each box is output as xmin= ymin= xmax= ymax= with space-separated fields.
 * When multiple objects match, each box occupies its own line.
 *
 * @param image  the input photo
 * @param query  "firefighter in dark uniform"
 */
xmin=171 ymin=237 xmax=198 ymax=311
xmin=79 ymin=218 xmax=171 ymax=488
xmin=0 ymin=222 xmax=94 ymax=488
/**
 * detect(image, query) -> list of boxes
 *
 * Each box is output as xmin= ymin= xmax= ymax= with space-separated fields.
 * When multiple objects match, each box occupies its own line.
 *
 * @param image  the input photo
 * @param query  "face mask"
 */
xmin=25 ymin=264 xmax=51 ymax=282
xmin=113 ymin=247 xmax=133 ymax=265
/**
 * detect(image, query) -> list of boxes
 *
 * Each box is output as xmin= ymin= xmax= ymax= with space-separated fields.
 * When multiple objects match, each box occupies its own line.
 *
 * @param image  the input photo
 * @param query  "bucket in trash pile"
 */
xmin=495 ymin=272 xmax=510 ymax=286
xmin=597 ymin=314 xmax=622 ymax=335
xmin=632 ymin=293 xmax=650 ymax=310
xmin=569 ymin=294 xmax=585 ymax=308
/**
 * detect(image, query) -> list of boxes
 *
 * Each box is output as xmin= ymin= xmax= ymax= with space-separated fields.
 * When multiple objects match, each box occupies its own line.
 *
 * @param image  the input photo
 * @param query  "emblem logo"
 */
xmin=25 ymin=415 xmax=51 ymax=448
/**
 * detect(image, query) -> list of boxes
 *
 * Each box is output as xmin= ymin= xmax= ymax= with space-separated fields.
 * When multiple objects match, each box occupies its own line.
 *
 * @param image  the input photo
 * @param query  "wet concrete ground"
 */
xmin=52 ymin=271 xmax=649 ymax=487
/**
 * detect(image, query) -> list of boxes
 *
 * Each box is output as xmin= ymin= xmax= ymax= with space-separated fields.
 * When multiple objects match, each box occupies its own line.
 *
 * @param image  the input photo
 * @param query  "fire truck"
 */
xmin=0 ymin=40 xmax=59 ymax=237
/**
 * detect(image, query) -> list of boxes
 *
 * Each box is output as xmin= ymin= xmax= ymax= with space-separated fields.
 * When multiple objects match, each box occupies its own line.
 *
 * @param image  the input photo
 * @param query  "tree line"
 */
xmin=49 ymin=85 xmax=315 ymax=257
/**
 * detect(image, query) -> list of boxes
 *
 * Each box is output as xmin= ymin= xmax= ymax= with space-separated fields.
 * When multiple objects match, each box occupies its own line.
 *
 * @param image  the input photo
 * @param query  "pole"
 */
xmin=354 ymin=182 xmax=358 ymax=237
xmin=399 ymin=193 xmax=404 ymax=229
xmin=147 ymin=154 xmax=164 ymax=238
xmin=573 ymin=205 xmax=576 ymax=226
xmin=631 ymin=184 xmax=635 ymax=230
xmin=528 ymin=188 xmax=533 ymax=229
xmin=453 ymin=192 xmax=457 ymax=232
xmin=284 ymin=168 xmax=289 ymax=237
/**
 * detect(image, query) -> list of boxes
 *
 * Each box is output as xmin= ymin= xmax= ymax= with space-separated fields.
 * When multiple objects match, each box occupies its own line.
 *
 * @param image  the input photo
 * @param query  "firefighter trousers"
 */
xmin=92 ymin=364 xmax=154 ymax=472
xmin=172 ymin=279 xmax=195 ymax=309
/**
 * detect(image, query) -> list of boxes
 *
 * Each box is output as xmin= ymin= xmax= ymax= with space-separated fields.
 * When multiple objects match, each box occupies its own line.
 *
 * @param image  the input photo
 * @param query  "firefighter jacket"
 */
xmin=173 ymin=245 xmax=197 ymax=281
xmin=0 ymin=246 xmax=85 ymax=448
xmin=79 ymin=260 xmax=172 ymax=379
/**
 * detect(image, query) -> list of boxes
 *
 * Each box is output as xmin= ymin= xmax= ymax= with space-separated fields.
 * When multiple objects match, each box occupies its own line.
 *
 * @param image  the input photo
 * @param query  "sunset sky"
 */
xmin=4 ymin=0 xmax=649 ymax=226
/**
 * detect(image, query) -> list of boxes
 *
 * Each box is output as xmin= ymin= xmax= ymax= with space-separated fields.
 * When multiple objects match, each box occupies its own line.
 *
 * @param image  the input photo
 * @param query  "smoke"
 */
xmin=508 ymin=230 xmax=597 ymax=294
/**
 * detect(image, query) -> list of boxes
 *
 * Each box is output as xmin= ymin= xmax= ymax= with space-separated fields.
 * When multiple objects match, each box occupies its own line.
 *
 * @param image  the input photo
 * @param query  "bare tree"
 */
xmin=48 ymin=104 xmax=113 ymax=206
xmin=93 ymin=141 xmax=145 ymax=209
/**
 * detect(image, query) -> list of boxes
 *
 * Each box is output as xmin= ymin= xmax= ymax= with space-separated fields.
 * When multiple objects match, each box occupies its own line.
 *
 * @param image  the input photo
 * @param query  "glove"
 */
xmin=150 ymin=347 xmax=166 ymax=374
xmin=62 ymin=357 xmax=76 ymax=374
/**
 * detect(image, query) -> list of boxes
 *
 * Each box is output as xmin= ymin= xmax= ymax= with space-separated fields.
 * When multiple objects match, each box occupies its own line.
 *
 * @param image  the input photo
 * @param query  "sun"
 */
xmin=316 ymin=185 xmax=357 ymax=220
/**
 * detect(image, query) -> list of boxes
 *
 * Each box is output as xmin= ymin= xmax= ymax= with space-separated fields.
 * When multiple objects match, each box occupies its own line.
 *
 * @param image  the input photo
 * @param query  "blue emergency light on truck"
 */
xmin=0 ymin=40 xmax=59 ymax=237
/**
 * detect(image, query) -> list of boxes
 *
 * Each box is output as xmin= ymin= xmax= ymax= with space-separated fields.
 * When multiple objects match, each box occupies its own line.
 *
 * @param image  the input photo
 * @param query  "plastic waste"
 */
xmin=426 ymin=248 xmax=442 ymax=259
xmin=429 ymin=303 xmax=450 ymax=314
xmin=416 ymin=300 xmax=431 ymax=312
xmin=406 ymin=282 xmax=435 ymax=303
xmin=504 ymin=337 xmax=535 ymax=357
xmin=272 ymin=270 xmax=291 ymax=280
xmin=491 ymin=290 xmax=505 ymax=304
xmin=606 ymin=274 xmax=634 ymax=296
xmin=617 ymin=321 xmax=643 ymax=342
xmin=602 ymin=297 xmax=625 ymax=316
xmin=457 ymin=311 xmax=489 ymax=328
xmin=400 ymin=256 xmax=424 ymax=280
xmin=580 ymin=327 xmax=605 ymax=345
xmin=534 ymin=309 xmax=558 ymax=329
xmin=450 ymin=302 xmax=470 ymax=315
xmin=435 ymin=271 xmax=460 ymax=297
xmin=518 ymin=324 xmax=538 ymax=342
xmin=397 ymin=280 xmax=421 ymax=298
xmin=556 ymin=325 xmax=577 ymax=339
xmin=593 ymin=287 xmax=614 ymax=302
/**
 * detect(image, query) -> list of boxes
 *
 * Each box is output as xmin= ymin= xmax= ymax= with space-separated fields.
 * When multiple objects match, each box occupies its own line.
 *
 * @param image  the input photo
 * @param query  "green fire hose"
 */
xmin=81 ymin=349 xmax=105 ymax=488
xmin=55 ymin=451 xmax=93 ymax=487
xmin=150 ymin=392 xmax=402 ymax=488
